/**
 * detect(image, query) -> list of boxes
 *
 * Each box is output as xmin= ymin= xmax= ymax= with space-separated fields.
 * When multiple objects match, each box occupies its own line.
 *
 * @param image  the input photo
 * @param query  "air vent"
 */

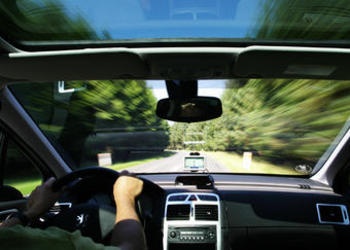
xmin=316 ymin=203 xmax=349 ymax=225
xmin=166 ymin=204 xmax=191 ymax=220
xmin=195 ymin=204 xmax=218 ymax=221
xmin=299 ymin=184 xmax=311 ymax=189
xmin=198 ymin=194 xmax=218 ymax=201
xmin=168 ymin=194 xmax=188 ymax=202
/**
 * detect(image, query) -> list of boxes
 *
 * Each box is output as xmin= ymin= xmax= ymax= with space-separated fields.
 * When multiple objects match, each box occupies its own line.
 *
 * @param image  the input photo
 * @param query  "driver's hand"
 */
xmin=113 ymin=175 xmax=143 ymax=224
xmin=24 ymin=177 xmax=61 ymax=221
xmin=113 ymin=175 xmax=143 ymax=203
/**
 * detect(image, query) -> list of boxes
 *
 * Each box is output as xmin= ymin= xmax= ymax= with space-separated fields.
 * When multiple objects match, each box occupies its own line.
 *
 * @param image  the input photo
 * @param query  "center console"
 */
xmin=163 ymin=192 xmax=221 ymax=250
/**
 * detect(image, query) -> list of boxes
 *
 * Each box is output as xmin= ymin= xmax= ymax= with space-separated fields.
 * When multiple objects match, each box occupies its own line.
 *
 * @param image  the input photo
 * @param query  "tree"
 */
xmin=0 ymin=0 xmax=99 ymax=41
xmin=58 ymin=80 xmax=168 ymax=165
xmin=248 ymin=0 xmax=350 ymax=41
xmin=218 ymin=79 xmax=350 ymax=165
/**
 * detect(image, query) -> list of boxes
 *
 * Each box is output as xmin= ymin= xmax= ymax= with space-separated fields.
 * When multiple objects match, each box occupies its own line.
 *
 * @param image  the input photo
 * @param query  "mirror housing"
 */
xmin=156 ymin=97 xmax=222 ymax=122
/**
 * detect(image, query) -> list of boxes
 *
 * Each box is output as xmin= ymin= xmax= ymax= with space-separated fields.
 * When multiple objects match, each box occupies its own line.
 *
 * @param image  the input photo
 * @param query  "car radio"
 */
xmin=167 ymin=226 xmax=216 ymax=244
xmin=163 ymin=192 xmax=221 ymax=250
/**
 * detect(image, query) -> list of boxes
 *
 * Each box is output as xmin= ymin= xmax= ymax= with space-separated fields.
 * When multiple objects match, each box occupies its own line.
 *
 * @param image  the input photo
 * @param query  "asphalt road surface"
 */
xmin=126 ymin=151 xmax=231 ymax=173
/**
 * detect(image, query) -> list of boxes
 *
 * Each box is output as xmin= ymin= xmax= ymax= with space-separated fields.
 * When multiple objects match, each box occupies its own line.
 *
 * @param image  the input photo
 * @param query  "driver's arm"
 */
xmin=110 ymin=175 xmax=147 ymax=250
xmin=0 ymin=177 xmax=60 ymax=228
xmin=0 ymin=175 xmax=148 ymax=250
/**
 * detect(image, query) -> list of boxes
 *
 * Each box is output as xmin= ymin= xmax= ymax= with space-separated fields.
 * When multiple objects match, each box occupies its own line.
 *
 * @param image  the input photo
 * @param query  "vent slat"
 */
xmin=195 ymin=204 xmax=218 ymax=221
xmin=166 ymin=204 xmax=190 ymax=220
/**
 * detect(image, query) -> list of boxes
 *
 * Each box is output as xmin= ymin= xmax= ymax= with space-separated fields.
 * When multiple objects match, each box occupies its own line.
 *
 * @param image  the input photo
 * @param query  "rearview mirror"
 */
xmin=156 ymin=97 xmax=222 ymax=122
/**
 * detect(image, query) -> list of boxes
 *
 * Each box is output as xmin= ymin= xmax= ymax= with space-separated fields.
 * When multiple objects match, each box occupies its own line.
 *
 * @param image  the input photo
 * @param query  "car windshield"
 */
xmin=8 ymin=79 xmax=350 ymax=176
xmin=1 ymin=0 xmax=350 ymax=48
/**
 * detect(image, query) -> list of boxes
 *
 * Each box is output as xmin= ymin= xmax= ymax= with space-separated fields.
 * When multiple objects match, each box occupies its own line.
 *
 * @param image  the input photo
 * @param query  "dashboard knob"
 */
xmin=208 ymin=231 xmax=215 ymax=239
xmin=169 ymin=231 xmax=177 ymax=238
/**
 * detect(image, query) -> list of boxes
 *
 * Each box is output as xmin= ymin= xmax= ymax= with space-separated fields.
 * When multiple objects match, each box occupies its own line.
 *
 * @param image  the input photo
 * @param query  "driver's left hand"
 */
xmin=24 ymin=177 xmax=62 ymax=221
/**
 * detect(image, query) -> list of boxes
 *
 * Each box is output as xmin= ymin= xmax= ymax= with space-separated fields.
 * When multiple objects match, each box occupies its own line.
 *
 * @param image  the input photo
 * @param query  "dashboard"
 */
xmin=140 ymin=173 xmax=350 ymax=250
xmin=35 ymin=172 xmax=350 ymax=250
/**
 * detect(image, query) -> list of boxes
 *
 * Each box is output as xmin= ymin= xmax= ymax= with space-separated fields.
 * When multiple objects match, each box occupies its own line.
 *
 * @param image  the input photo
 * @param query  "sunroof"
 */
xmin=1 ymin=0 xmax=350 ymax=48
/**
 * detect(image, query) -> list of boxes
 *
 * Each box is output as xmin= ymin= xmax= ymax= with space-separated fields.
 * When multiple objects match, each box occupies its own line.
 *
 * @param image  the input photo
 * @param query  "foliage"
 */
xmin=249 ymin=0 xmax=350 ymax=41
xmin=168 ymin=79 xmax=350 ymax=167
xmin=11 ymin=79 xmax=169 ymax=167
xmin=0 ymin=0 xmax=99 ymax=41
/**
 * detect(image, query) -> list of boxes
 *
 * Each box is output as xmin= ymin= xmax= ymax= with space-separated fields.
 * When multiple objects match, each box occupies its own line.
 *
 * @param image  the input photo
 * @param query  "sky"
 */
xmin=62 ymin=0 xmax=260 ymax=39
xmin=148 ymin=80 xmax=226 ymax=100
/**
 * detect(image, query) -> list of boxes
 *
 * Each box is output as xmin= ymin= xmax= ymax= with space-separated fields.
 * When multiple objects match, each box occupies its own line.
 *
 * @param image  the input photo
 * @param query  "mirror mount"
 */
xmin=166 ymin=80 xmax=198 ymax=99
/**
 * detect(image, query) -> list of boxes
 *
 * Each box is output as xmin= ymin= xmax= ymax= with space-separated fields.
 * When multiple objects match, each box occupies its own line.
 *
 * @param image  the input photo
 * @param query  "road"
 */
xmin=126 ymin=151 xmax=231 ymax=173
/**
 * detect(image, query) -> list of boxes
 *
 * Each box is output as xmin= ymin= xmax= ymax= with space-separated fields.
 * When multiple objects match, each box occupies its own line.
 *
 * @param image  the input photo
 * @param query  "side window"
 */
xmin=3 ymin=137 xmax=42 ymax=196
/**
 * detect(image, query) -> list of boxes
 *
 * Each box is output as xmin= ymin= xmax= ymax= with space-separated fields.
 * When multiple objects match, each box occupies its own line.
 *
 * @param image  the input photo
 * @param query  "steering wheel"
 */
xmin=52 ymin=167 xmax=120 ymax=192
xmin=35 ymin=167 xmax=164 ymax=246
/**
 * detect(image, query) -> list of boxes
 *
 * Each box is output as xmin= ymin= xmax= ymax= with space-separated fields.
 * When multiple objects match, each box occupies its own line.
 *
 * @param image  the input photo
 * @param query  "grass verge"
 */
xmin=207 ymin=151 xmax=298 ymax=175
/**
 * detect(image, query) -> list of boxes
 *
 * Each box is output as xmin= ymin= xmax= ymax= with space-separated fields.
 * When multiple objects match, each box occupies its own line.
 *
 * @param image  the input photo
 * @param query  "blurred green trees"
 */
xmin=169 ymin=79 xmax=350 ymax=167
xmin=11 ymin=80 xmax=169 ymax=167
xmin=57 ymin=80 xmax=168 ymax=165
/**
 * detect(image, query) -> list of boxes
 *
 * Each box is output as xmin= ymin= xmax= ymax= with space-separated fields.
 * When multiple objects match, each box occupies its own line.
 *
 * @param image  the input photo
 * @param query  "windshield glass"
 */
xmin=1 ymin=0 xmax=350 ymax=47
xmin=9 ymin=79 xmax=350 ymax=176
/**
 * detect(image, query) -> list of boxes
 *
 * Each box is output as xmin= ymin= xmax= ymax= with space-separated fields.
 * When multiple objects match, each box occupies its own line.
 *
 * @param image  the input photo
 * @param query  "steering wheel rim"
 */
xmin=46 ymin=167 xmax=164 ymax=247
xmin=52 ymin=166 xmax=120 ymax=192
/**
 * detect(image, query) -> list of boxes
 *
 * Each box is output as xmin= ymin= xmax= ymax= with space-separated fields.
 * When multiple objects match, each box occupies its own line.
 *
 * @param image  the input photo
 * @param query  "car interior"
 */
xmin=0 ymin=0 xmax=350 ymax=249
